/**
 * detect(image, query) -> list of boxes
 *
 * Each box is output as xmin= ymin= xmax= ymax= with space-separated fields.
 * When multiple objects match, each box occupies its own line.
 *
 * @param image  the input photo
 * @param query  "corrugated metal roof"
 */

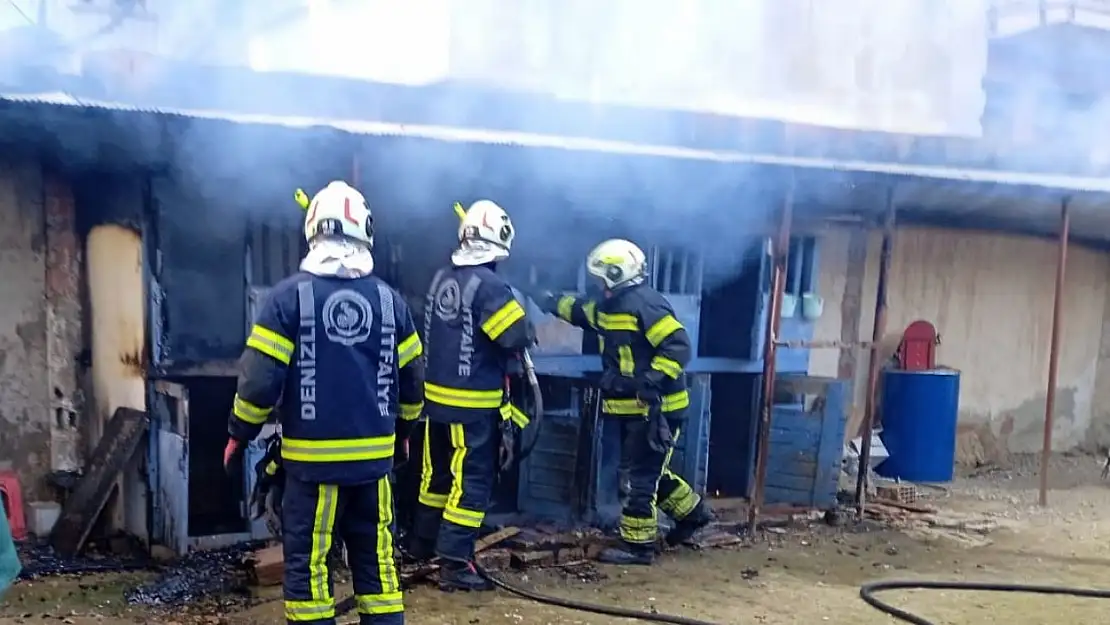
xmin=5 ymin=90 xmax=1110 ymax=195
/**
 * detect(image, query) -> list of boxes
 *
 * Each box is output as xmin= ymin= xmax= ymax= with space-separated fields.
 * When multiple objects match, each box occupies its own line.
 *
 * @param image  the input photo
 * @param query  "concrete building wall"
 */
xmin=809 ymin=226 xmax=1110 ymax=464
xmin=0 ymin=159 xmax=84 ymax=500
xmin=0 ymin=160 xmax=76 ymax=498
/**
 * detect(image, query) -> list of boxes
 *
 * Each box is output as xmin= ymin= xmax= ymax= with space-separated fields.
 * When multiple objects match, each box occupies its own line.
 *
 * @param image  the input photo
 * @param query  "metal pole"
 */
xmin=855 ymin=188 xmax=896 ymax=518
xmin=1039 ymin=198 xmax=1071 ymax=507
xmin=748 ymin=174 xmax=794 ymax=531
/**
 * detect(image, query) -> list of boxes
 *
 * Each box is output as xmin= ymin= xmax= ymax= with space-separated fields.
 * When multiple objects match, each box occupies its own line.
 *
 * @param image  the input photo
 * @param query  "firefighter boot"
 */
xmin=401 ymin=536 xmax=436 ymax=565
xmin=666 ymin=501 xmax=714 ymax=547
xmin=596 ymin=541 xmax=654 ymax=566
xmin=438 ymin=559 xmax=494 ymax=592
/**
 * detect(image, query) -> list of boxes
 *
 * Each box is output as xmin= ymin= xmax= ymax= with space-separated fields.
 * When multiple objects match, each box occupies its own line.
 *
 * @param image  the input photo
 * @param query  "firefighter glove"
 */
xmin=599 ymin=370 xmax=637 ymax=396
xmin=646 ymin=402 xmax=674 ymax=453
xmin=250 ymin=437 xmax=283 ymax=520
xmin=223 ymin=438 xmax=245 ymax=478
xmin=535 ymin=291 xmax=559 ymax=315
xmin=635 ymin=374 xmax=662 ymax=405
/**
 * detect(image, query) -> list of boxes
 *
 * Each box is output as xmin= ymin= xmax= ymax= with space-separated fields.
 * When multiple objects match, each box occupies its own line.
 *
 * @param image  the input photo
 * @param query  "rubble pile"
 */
xmin=124 ymin=541 xmax=264 ymax=606
xmin=16 ymin=542 xmax=150 ymax=580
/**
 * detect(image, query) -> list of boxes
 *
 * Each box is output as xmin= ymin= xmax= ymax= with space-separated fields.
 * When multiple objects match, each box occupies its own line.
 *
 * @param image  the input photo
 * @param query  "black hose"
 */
xmin=516 ymin=349 xmax=544 ymax=463
xmin=859 ymin=579 xmax=1110 ymax=625
xmin=474 ymin=562 xmax=725 ymax=625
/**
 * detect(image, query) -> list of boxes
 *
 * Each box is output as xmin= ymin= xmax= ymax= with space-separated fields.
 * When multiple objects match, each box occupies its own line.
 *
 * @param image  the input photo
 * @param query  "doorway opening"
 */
xmin=185 ymin=376 xmax=248 ymax=537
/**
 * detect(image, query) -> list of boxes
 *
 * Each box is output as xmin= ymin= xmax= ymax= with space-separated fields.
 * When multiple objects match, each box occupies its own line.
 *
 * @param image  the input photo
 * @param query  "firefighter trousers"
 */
xmin=283 ymin=474 xmax=403 ymax=625
xmin=412 ymin=415 xmax=497 ymax=562
xmin=617 ymin=417 xmax=703 ymax=545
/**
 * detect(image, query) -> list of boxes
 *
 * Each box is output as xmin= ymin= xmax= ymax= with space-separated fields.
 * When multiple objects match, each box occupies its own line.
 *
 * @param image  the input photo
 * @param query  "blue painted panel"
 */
xmin=777 ymin=317 xmax=816 ymax=372
xmin=517 ymin=409 xmax=582 ymax=521
xmin=668 ymin=375 xmax=711 ymax=493
xmin=762 ymin=380 xmax=848 ymax=510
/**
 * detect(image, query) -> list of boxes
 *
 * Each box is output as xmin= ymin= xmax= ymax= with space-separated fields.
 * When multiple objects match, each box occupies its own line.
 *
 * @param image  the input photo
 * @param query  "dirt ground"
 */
xmin=5 ymin=453 xmax=1110 ymax=625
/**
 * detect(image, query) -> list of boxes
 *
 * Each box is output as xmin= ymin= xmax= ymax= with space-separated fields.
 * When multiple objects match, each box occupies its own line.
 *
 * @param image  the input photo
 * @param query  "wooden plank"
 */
xmin=50 ymin=408 xmax=149 ymax=557
xmin=511 ymin=550 xmax=556 ymax=569
xmin=765 ymin=474 xmax=817 ymax=494
xmin=769 ymin=427 xmax=820 ymax=446
xmin=763 ymin=485 xmax=814 ymax=506
xmin=873 ymin=498 xmax=935 ymax=514
xmin=766 ymin=455 xmax=819 ymax=475
xmin=248 ymin=544 xmax=284 ymax=586
xmin=776 ymin=376 xmax=836 ymax=396
xmin=814 ymin=381 xmax=849 ymax=509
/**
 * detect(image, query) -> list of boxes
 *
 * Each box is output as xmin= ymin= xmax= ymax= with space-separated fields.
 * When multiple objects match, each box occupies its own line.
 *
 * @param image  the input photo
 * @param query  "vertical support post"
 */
xmin=855 ymin=187 xmax=896 ymax=518
xmin=748 ymin=174 xmax=794 ymax=530
xmin=1039 ymin=197 xmax=1071 ymax=507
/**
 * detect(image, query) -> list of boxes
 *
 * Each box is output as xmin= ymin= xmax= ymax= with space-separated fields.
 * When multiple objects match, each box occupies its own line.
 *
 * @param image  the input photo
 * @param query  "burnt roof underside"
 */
xmin=1 ymin=81 xmax=1108 ymax=250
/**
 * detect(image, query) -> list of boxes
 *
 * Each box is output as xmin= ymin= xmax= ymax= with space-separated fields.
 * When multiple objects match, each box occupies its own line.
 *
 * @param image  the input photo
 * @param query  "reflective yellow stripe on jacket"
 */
xmin=650 ymin=355 xmax=683 ymax=379
xmin=597 ymin=312 xmax=638 ymax=332
xmin=481 ymin=299 xmax=525 ymax=340
xmin=424 ymin=382 xmax=503 ymax=409
xmin=232 ymin=394 xmax=272 ymax=425
xmin=246 ymin=324 xmax=294 ymax=365
xmin=601 ymin=390 xmax=690 ymax=416
xmin=281 ymin=436 xmax=396 ymax=463
xmin=645 ymin=314 xmax=683 ymax=346
xmin=400 ymin=402 xmax=424 ymax=421
xmin=397 ymin=332 xmax=423 ymax=369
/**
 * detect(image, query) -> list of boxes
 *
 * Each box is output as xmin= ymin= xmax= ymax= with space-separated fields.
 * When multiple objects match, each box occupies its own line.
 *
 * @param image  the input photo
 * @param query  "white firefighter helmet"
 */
xmin=586 ymin=239 xmax=648 ymax=290
xmin=303 ymin=181 xmax=374 ymax=248
xmin=451 ymin=199 xmax=515 ymax=267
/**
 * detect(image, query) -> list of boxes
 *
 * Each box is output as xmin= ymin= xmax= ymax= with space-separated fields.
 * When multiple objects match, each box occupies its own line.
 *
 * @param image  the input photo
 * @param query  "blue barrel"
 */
xmin=876 ymin=368 xmax=961 ymax=483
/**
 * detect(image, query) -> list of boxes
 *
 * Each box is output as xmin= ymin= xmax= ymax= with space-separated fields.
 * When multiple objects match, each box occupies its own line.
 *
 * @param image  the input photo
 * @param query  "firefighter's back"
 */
xmin=422 ymin=264 xmax=511 ymax=424
xmin=276 ymin=271 xmax=407 ymax=485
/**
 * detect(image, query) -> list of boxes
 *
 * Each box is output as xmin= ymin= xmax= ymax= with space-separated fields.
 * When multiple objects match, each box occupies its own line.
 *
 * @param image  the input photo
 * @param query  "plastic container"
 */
xmin=876 ymin=368 xmax=961 ymax=483
xmin=27 ymin=501 xmax=61 ymax=537
xmin=801 ymin=293 xmax=824 ymax=320
xmin=780 ymin=294 xmax=798 ymax=317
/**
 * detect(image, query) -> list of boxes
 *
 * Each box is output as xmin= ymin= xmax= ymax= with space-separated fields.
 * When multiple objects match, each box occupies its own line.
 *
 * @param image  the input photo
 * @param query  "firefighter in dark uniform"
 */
xmin=540 ymin=238 xmax=713 ymax=566
xmin=408 ymin=199 xmax=534 ymax=592
xmin=222 ymin=181 xmax=425 ymax=625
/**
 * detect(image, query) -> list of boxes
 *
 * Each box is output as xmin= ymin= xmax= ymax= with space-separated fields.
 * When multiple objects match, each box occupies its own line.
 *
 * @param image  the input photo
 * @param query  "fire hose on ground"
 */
xmin=343 ymin=348 xmax=728 ymax=625
xmin=473 ymin=350 xmax=725 ymax=625
xmin=482 ymin=576 xmax=1110 ymax=625
xmin=858 ymin=579 xmax=1110 ymax=625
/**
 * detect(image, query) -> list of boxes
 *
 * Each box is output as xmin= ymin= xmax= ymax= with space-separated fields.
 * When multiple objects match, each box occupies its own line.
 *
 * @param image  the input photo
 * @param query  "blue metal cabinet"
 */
xmin=665 ymin=374 xmax=711 ymax=496
xmin=516 ymin=383 xmax=588 ymax=522
xmin=761 ymin=378 xmax=848 ymax=510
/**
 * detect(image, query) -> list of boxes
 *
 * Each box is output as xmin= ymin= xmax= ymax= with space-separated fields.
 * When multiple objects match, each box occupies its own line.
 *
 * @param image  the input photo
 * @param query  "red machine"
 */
xmin=896 ymin=320 xmax=938 ymax=371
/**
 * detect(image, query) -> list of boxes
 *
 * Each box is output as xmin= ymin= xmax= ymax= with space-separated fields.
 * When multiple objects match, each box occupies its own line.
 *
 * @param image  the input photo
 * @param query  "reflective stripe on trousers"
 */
xmin=412 ymin=416 xmax=498 ymax=562
xmin=617 ymin=424 xmax=702 ymax=545
xmin=282 ymin=476 xmax=403 ymax=624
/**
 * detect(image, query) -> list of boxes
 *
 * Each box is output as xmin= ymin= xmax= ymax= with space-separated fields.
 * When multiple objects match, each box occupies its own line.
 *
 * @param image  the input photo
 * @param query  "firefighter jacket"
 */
xmin=228 ymin=271 xmax=425 ymax=485
xmin=422 ymin=264 xmax=534 ymax=426
xmin=556 ymin=284 xmax=691 ymax=418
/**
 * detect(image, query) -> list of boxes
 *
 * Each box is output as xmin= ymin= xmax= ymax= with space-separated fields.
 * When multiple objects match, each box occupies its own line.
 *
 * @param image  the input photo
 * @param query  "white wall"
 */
xmin=810 ymin=226 xmax=1110 ymax=463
